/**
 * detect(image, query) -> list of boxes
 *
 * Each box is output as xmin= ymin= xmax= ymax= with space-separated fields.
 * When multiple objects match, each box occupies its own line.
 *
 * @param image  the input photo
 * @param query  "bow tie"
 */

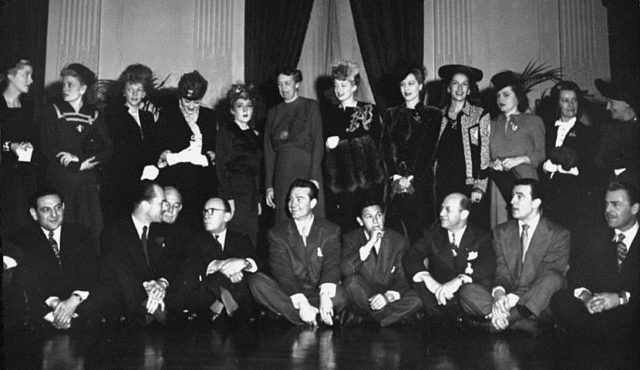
xmin=555 ymin=118 xmax=576 ymax=130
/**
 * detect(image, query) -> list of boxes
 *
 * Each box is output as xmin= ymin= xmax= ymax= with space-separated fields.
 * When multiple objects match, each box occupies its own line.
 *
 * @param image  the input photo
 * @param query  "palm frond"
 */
xmin=518 ymin=60 xmax=562 ymax=93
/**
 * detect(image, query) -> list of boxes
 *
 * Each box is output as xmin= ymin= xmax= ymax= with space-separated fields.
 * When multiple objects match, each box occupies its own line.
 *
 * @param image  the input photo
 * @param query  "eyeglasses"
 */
xmin=202 ymin=208 xmax=226 ymax=216
xmin=166 ymin=202 xmax=183 ymax=211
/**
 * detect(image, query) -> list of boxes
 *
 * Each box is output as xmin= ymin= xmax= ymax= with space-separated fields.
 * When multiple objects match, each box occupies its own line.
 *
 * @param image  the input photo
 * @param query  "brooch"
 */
xmin=76 ymin=124 xmax=84 ymax=133
xmin=279 ymin=131 xmax=289 ymax=140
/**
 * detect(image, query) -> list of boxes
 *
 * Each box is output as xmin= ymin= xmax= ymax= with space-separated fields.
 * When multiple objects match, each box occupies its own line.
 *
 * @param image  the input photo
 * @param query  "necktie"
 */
xmin=451 ymin=233 xmax=457 ymax=249
xmin=371 ymin=245 xmax=379 ymax=261
xmin=48 ymin=231 xmax=62 ymax=265
xmin=301 ymin=226 xmax=308 ymax=246
xmin=141 ymin=226 xmax=150 ymax=267
xmin=517 ymin=224 xmax=529 ymax=277
xmin=616 ymin=233 xmax=627 ymax=271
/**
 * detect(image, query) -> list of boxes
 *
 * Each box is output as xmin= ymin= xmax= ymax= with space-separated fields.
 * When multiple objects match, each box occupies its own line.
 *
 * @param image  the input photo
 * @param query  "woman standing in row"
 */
xmin=40 ymin=63 xmax=113 ymax=242
xmin=216 ymin=84 xmax=262 ymax=245
xmin=381 ymin=64 xmax=441 ymax=242
xmin=102 ymin=64 xmax=157 ymax=225
xmin=432 ymin=64 xmax=490 ymax=229
xmin=323 ymin=60 xmax=386 ymax=233
xmin=488 ymin=71 xmax=545 ymax=226
xmin=1 ymin=59 xmax=37 ymax=234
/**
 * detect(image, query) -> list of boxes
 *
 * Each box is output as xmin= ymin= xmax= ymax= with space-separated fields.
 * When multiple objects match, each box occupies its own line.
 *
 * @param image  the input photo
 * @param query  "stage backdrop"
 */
xmin=45 ymin=0 xmax=610 ymax=109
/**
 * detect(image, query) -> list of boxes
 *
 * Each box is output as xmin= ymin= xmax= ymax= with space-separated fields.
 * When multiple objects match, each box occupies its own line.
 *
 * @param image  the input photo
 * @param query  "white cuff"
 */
xmin=3 ymin=256 xmax=17 ymax=269
xmin=386 ymin=291 xmax=401 ymax=301
xmin=206 ymin=260 xmax=222 ymax=276
xmin=320 ymin=283 xmax=336 ymax=298
xmin=412 ymin=271 xmax=430 ymax=283
xmin=72 ymin=290 xmax=89 ymax=301
xmin=290 ymin=293 xmax=309 ymax=309
xmin=507 ymin=293 xmax=519 ymax=308
xmin=165 ymin=152 xmax=182 ymax=166
xmin=491 ymin=286 xmax=506 ymax=298
xmin=45 ymin=296 xmax=60 ymax=307
xmin=244 ymin=258 xmax=258 ymax=273
xmin=573 ymin=287 xmax=592 ymax=299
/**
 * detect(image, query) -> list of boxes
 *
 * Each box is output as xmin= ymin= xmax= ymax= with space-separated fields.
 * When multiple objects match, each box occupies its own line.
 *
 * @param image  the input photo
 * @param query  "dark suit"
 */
xmin=101 ymin=105 xmax=156 ymax=225
xmin=100 ymin=217 xmax=181 ymax=316
xmin=403 ymin=224 xmax=494 ymax=318
xmin=459 ymin=217 xmax=570 ymax=318
xmin=249 ymin=217 xmax=346 ymax=325
xmin=551 ymin=226 xmax=640 ymax=339
xmin=341 ymin=228 xmax=422 ymax=326
xmin=168 ymin=229 xmax=258 ymax=316
xmin=6 ymin=223 xmax=113 ymax=324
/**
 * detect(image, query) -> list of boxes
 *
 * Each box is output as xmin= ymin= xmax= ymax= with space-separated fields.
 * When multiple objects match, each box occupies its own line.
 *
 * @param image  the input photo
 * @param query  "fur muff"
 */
xmin=324 ymin=135 xmax=386 ymax=193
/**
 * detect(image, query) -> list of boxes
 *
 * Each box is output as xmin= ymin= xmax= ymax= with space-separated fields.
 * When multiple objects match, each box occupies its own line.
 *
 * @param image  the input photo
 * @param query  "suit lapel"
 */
xmin=127 ymin=219 xmax=149 ymax=270
xmin=502 ymin=222 xmax=521 ymax=285
xmin=520 ymin=218 xmax=550 ymax=284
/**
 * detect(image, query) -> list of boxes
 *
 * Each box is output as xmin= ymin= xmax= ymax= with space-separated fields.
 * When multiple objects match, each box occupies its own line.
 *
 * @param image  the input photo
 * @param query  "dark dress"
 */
xmin=323 ymin=102 xmax=386 ymax=233
xmin=101 ymin=105 xmax=156 ymax=225
xmin=541 ymin=119 xmax=600 ymax=256
xmin=216 ymin=121 xmax=261 ymax=244
xmin=154 ymin=102 xmax=217 ymax=226
xmin=264 ymin=97 xmax=325 ymax=224
xmin=40 ymin=101 xmax=113 ymax=243
xmin=1 ymin=96 xmax=37 ymax=235
xmin=380 ymin=102 xmax=441 ymax=242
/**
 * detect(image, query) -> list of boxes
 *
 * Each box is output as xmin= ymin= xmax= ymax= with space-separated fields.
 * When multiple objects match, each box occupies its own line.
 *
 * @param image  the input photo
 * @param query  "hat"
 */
xmin=490 ymin=70 xmax=522 ymax=91
xmin=178 ymin=70 xmax=208 ymax=100
xmin=438 ymin=64 xmax=483 ymax=83
xmin=595 ymin=78 xmax=639 ymax=111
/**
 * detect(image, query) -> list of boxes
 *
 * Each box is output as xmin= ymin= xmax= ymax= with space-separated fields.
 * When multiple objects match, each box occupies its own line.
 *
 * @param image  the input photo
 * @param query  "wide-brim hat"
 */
xmin=438 ymin=64 xmax=483 ymax=83
xmin=490 ymin=70 xmax=522 ymax=91
xmin=595 ymin=78 xmax=639 ymax=111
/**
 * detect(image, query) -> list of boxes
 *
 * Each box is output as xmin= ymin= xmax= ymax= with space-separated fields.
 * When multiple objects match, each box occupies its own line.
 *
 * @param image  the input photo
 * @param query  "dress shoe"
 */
xmin=510 ymin=318 xmax=541 ymax=337
xmin=456 ymin=315 xmax=498 ymax=334
xmin=337 ymin=310 xmax=364 ymax=326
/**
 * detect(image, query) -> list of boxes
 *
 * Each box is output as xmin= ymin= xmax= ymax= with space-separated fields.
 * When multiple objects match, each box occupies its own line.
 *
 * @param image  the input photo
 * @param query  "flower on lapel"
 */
xmin=465 ymin=262 xmax=474 ymax=275
xmin=154 ymin=236 xmax=166 ymax=248
xmin=467 ymin=251 xmax=478 ymax=261
xmin=317 ymin=248 xmax=323 ymax=258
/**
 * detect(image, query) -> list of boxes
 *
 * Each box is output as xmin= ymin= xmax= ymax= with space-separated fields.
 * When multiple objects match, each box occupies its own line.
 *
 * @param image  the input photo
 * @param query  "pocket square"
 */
xmin=467 ymin=251 xmax=478 ymax=260
xmin=317 ymin=248 xmax=323 ymax=258
xmin=391 ymin=266 xmax=396 ymax=273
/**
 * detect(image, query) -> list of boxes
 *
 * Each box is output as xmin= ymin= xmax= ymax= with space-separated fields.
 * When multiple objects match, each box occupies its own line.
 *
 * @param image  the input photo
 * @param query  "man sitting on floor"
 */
xmin=250 ymin=179 xmax=346 ymax=326
xmin=551 ymin=181 xmax=639 ymax=341
xmin=168 ymin=197 xmax=259 ymax=322
xmin=403 ymin=192 xmax=494 ymax=322
xmin=101 ymin=180 xmax=181 ymax=326
xmin=341 ymin=199 xmax=422 ymax=326
xmin=6 ymin=188 xmax=113 ymax=329
xmin=458 ymin=179 xmax=570 ymax=335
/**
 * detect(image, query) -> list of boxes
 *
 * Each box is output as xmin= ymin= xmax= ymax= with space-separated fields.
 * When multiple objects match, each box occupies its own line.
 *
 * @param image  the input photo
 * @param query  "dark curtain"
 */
xmin=0 ymin=0 xmax=49 ymax=122
xmin=350 ymin=0 xmax=423 ymax=111
xmin=245 ymin=0 xmax=315 ymax=109
xmin=602 ymin=0 xmax=640 ymax=83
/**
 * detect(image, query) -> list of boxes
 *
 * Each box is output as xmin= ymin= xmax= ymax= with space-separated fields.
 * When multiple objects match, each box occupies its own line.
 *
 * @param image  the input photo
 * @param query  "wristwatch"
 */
xmin=618 ymin=291 xmax=628 ymax=306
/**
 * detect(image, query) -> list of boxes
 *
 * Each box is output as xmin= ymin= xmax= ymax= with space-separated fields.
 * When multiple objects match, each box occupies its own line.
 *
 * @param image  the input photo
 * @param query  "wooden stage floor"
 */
xmin=3 ymin=318 xmax=638 ymax=369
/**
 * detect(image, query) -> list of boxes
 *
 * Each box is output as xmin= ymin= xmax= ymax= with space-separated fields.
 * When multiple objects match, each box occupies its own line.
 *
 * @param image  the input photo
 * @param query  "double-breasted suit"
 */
xmin=249 ymin=217 xmax=346 ymax=325
xmin=551 ymin=225 xmax=639 ymax=339
xmin=403 ymin=224 xmax=494 ymax=317
xmin=168 ymin=229 xmax=259 ymax=316
xmin=341 ymin=228 xmax=422 ymax=326
xmin=460 ymin=217 xmax=570 ymax=318
xmin=7 ymin=222 xmax=113 ymax=323
xmin=100 ymin=217 xmax=182 ymax=316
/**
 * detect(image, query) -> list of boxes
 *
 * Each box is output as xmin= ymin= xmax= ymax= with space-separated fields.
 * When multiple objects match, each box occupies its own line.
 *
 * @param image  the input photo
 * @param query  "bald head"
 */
xmin=162 ymin=186 xmax=183 ymax=224
xmin=439 ymin=192 xmax=470 ymax=231
xmin=202 ymin=197 xmax=232 ymax=234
